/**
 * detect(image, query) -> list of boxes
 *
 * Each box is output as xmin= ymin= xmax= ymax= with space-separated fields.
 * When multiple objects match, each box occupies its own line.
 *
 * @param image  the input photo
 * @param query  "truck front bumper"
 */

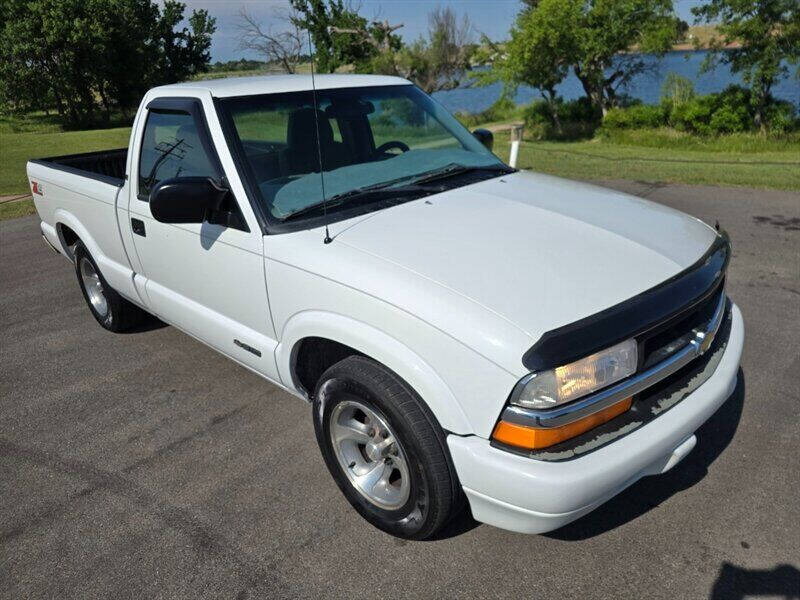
xmin=447 ymin=303 xmax=744 ymax=535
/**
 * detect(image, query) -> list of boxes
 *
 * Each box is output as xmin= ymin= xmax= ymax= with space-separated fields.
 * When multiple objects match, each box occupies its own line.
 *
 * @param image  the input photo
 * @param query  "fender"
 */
xmin=53 ymin=207 xmax=140 ymax=304
xmin=275 ymin=310 xmax=473 ymax=435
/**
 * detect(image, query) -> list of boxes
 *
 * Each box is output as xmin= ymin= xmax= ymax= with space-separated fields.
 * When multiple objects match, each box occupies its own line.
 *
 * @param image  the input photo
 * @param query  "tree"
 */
xmin=329 ymin=18 xmax=403 ymax=55
xmin=0 ymin=0 xmax=104 ymax=125
xmin=692 ymin=0 xmax=800 ymax=130
xmin=572 ymin=0 xmax=681 ymax=115
xmin=494 ymin=0 xmax=582 ymax=132
xmin=419 ymin=6 xmax=474 ymax=91
xmin=92 ymin=0 xmax=161 ymax=120
xmin=0 ymin=0 xmax=216 ymax=127
xmin=372 ymin=6 xmax=474 ymax=93
xmin=289 ymin=0 xmax=397 ymax=72
xmin=494 ymin=0 xmax=681 ymax=116
xmin=151 ymin=1 xmax=216 ymax=85
xmin=236 ymin=6 xmax=304 ymax=74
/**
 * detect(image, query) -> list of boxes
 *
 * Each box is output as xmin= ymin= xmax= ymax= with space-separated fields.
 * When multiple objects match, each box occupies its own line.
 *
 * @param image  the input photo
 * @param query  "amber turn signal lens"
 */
xmin=492 ymin=397 xmax=633 ymax=450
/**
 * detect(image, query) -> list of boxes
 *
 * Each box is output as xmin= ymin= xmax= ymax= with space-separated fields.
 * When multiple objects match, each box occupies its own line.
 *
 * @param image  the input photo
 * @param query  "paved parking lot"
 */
xmin=1 ymin=181 xmax=798 ymax=599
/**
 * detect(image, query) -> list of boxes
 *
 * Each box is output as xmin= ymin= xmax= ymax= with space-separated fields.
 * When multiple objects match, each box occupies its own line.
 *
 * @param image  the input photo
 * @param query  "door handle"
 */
xmin=131 ymin=218 xmax=146 ymax=237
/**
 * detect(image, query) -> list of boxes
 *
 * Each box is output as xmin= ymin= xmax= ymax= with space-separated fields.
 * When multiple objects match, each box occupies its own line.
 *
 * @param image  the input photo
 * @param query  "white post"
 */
xmin=509 ymin=124 xmax=524 ymax=168
xmin=509 ymin=140 xmax=520 ymax=168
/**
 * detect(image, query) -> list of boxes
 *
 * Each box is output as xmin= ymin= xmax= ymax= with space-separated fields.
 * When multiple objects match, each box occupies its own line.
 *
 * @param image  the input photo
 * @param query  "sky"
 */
xmin=174 ymin=0 xmax=709 ymax=63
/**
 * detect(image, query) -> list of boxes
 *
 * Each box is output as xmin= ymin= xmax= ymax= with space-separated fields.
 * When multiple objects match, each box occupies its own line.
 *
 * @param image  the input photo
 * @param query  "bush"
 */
xmin=525 ymin=120 xmax=599 ymax=140
xmin=482 ymin=95 xmax=519 ymax=122
xmin=669 ymin=85 xmax=754 ymax=135
xmin=764 ymin=101 xmax=799 ymax=134
xmin=523 ymin=98 xmax=600 ymax=128
xmin=459 ymin=85 xmax=797 ymax=140
xmin=560 ymin=97 xmax=601 ymax=123
xmin=456 ymin=95 xmax=521 ymax=128
xmin=521 ymin=98 xmax=601 ymax=140
xmin=708 ymin=106 xmax=747 ymax=134
xmin=523 ymin=99 xmax=552 ymax=126
xmin=602 ymin=105 xmax=666 ymax=129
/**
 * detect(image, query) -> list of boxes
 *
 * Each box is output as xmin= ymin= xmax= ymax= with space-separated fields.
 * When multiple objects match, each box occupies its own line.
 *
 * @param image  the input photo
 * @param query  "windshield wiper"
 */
xmin=281 ymin=183 xmax=430 ymax=221
xmin=408 ymin=162 xmax=514 ymax=186
xmin=280 ymin=163 xmax=513 ymax=222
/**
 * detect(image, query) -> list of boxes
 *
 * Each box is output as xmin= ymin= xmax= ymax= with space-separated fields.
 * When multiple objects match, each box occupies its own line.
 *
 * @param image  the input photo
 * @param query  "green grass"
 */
xmin=0 ymin=126 xmax=132 ymax=196
xmin=0 ymin=111 xmax=65 ymax=134
xmin=493 ymin=130 xmax=800 ymax=190
xmin=0 ymin=198 xmax=36 ymax=220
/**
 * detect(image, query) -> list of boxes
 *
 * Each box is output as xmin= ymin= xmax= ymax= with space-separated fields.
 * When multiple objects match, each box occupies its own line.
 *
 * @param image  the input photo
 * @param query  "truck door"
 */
xmin=127 ymin=96 xmax=280 ymax=382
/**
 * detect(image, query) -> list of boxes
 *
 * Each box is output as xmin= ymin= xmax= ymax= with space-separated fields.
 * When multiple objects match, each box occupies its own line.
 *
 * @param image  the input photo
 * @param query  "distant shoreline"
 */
xmin=671 ymin=42 xmax=742 ymax=52
xmin=621 ymin=45 xmax=741 ymax=56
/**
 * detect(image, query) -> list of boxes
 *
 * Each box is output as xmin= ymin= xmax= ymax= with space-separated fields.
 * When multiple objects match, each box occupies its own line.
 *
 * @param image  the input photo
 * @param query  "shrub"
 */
xmin=523 ymin=99 xmax=552 ymax=126
xmin=603 ymin=105 xmax=666 ymax=129
xmin=707 ymin=108 xmax=741 ymax=133
xmin=482 ymin=95 xmax=519 ymax=122
xmin=708 ymin=106 xmax=746 ymax=134
xmin=521 ymin=97 xmax=601 ymax=140
xmin=457 ymin=95 xmax=521 ymax=128
xmin=523 ymin=97 xmax=601 ymax=129
xmin=525 ymin=120 xmax=598 ymax=140
xmin=669 ymin=85 xmax=754 ymax=135
xmin=560 ymin=97 xmax=601 ymax=123
xmin=764 ymin=101 xmax=799 ymax=134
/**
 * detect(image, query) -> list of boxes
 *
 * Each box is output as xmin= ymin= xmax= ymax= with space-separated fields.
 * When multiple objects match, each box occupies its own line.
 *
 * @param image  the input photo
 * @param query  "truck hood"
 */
xmin=334 ymin=171 xmax=717 ymax=344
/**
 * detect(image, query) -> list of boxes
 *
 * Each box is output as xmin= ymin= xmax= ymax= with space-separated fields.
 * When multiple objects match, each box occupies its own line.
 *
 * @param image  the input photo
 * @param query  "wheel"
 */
xmin=73 ymin=241 xmax=146 ymax=332
xmin=312 ymin=355 xmax=463 ymax=539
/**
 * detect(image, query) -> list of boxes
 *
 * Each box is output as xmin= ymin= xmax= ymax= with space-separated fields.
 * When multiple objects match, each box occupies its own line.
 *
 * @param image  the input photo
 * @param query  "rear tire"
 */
xmin=312 ymin=355 xmax=463 ymax=539
xmin=74 ymin=241 xmax=146 ymax=332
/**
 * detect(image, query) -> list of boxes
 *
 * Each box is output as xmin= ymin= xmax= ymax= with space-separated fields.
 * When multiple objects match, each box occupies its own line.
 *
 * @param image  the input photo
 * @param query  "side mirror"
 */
xmin=150 ymin=177 xmax=230 ymax=224
xmin=472 ymin=128 xmax=494 ymax=152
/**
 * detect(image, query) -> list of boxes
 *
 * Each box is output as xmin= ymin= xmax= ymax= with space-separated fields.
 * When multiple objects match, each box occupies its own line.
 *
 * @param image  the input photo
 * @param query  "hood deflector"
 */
xmin=521 ymin=232 xmax=730 ymax=372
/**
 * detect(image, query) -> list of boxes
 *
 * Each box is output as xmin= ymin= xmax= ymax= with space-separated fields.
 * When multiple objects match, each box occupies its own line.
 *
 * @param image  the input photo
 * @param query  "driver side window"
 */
xmin=138 ymin=110 xmax=216 ymax=200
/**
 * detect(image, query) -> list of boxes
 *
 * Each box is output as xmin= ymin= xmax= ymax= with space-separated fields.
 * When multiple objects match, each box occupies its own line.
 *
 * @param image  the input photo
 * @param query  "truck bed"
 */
xmin=29 ymin=148 xmax=128 ymax=187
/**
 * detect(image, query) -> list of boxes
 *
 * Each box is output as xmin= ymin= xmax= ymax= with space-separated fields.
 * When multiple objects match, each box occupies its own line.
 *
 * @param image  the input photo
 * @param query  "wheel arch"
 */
xmin=56 ymin=222 xmax=80 ymax=261
xmin=53 ymin=209 xmax=99 ymax=263
xmin=276 ymin=311 xmax=473 ymax=435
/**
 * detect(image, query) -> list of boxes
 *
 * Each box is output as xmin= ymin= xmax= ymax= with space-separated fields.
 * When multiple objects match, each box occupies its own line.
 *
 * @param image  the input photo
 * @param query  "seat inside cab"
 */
xmin=239 ymin=101 xmax=387 ymax=185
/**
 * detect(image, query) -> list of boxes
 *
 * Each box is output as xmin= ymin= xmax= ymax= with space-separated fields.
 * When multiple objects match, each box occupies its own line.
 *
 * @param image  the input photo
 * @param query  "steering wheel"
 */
xmin=374 ymin=140 xmax=410 ymax=156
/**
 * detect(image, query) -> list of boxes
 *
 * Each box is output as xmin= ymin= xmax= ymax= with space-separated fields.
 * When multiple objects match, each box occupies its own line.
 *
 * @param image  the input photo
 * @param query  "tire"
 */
xmin=73 ymin=241 xmax=146 ymax=332
xmin=312 ymin=355 xmax=463 ymax=539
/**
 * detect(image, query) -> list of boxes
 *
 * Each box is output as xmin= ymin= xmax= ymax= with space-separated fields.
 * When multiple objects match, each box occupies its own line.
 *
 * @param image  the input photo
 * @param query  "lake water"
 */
xmin=433 ymin=50 xmax=799 ymax=114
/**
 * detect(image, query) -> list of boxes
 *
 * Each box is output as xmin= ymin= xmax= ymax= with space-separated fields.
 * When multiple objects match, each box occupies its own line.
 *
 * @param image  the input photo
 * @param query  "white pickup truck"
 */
xmin=28 ymin=75 xmax=744 ymax=539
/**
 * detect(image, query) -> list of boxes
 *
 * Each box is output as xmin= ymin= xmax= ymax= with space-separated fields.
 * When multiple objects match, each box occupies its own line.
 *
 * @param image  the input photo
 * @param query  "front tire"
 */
xmin=74 ymin=241 xmax=146 ymax=332
xmin=312 ymin=355 xmax=463 ymax=539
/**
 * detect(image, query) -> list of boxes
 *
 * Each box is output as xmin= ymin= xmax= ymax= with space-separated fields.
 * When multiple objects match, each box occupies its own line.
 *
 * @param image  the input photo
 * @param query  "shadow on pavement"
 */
xmin=426 ymin=506 xmax=481 ymax=541
xmin=545 ymin=369 xmax=746 ymax=541
xmin=121 ymin=313 xmax=168 ymax=334
xmin=709 ymin=562 xmax=800 ymax=599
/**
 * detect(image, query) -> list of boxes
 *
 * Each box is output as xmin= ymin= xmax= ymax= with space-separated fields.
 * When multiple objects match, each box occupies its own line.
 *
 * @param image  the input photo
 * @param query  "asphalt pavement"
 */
xmin=1 ymin=180 xmax=799 ymax=599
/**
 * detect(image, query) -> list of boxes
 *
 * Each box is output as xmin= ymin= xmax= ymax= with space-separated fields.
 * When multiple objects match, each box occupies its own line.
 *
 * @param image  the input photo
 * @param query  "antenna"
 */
xmin=307 ymin=30 xmax=332 ymax=244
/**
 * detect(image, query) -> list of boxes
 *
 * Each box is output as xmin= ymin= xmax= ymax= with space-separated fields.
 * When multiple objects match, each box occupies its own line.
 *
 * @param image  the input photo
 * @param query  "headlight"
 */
xmin=512 ymin=338 xmax=638 ymax=410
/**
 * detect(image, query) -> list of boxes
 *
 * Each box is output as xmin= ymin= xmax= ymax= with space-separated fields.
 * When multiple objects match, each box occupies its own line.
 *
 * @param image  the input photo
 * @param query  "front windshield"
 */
xmin=219 ymin=84 xmax=505 ymax=222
